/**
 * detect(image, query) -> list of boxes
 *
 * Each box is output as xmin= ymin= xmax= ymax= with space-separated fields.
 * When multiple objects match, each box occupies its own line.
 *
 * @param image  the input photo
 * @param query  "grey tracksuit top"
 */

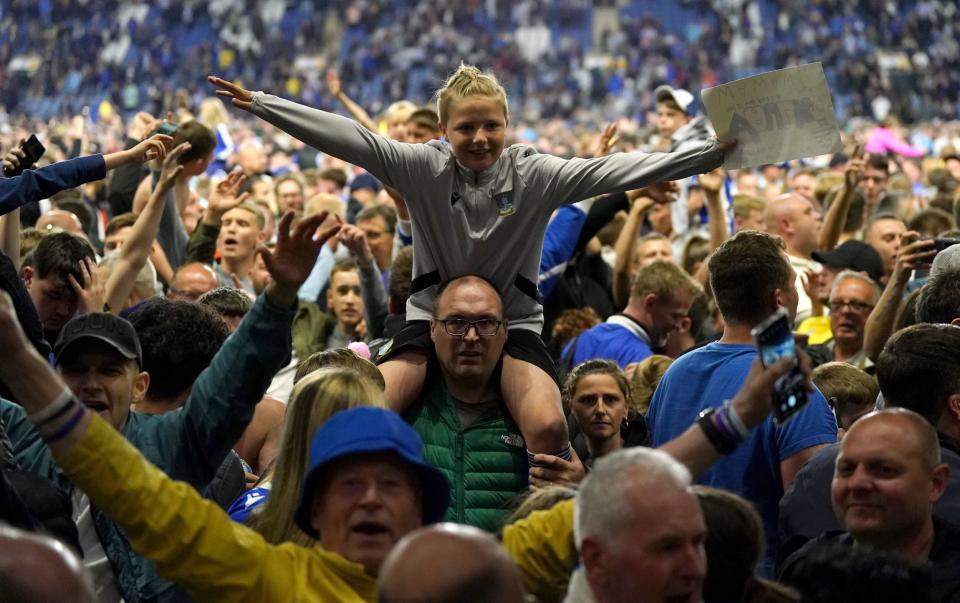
xmin=251 ymin=92 xmax=724 ymax=332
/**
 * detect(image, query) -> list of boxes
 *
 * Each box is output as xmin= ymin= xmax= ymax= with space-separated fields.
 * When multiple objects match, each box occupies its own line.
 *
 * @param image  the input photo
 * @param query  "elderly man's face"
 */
xmin=828 ymin=278 xmax=875 ymax=348
xmin=832 ymin=414 xmax=946 ymax=546
xmin=430 ymin=279 xmax=506 ymax=385
xmin=583 ymin=482 xmax=706 ymax=603
xmin=311 ymin=452 xmax=423 ymax=577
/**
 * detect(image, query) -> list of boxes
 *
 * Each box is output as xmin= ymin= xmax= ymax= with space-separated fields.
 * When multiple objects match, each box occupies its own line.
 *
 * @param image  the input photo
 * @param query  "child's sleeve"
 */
xmin=250 ymin=93 xmax=438 ymax=196
xmin=521 ymin=139 xmax=724 ymax=208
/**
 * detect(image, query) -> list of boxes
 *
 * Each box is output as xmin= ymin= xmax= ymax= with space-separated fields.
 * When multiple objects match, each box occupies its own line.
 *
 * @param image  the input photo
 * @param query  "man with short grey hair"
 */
xmin=821 ymin=270 xmax=881 ymax=369
xmin=571 ymin=447 xmax=705 ymax=603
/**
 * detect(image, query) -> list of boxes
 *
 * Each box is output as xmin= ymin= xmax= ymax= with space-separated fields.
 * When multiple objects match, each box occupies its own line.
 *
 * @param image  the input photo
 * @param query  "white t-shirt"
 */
xmin=72 ymin=489 xmax=125 ymax=603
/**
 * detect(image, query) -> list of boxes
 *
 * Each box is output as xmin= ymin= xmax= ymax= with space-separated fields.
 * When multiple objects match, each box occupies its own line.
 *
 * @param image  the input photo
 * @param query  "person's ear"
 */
xmin=22 ymin=265 xmax=34 ymax=287
xmin=438 ymin=122 xmax=447 ymax=140
xmin=931 ymin=463 xmax=950 ymax=502
xmin=429 ymin=320 xmax=438 ymax=344
xmin=642 ymin=292 xmax=659 ymax=313
xmin=947 ymin=394 xmax=960 ymax=423
xmin=580 ymin=538 xmax=609 ymax=590
xmin=772 ymin=287 xmax=785 ymax=311
xmin=132 ymin=370 xmax=150 ymax=403
xmin=326 ymin=287 xmax=334 ymax=309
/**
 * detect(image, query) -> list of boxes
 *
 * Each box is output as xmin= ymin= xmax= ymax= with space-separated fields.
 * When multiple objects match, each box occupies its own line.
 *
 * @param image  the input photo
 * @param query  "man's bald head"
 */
xmin=378 ymin=524 xmax=525 ymax=603
xmin=0 ymin=523 xmax=94 ymax=603
xmin=36 ymin=210 xmax=85 ymax=236
xmin=765 ymin=193 xmax=822 ymax=257
xmin=168 ymin=262 xmax=220 ymax=302
xmin=434 ymin=276 xmax=503 ymax=319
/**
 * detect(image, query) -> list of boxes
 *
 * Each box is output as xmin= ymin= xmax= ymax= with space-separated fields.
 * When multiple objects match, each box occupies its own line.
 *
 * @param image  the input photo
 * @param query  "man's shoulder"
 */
xmin=663 ymin=342 xmax=755 ymax=378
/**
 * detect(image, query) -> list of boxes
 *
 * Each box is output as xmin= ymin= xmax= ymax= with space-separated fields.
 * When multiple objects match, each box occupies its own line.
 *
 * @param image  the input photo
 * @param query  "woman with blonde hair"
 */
xmin=227 ymin=366 xmax=386 ymax=545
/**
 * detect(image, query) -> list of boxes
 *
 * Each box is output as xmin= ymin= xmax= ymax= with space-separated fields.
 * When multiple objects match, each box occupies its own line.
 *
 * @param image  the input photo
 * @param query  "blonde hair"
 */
xmin=435 ymin=64 xmax=509 ymax=124
xmin=305 ymin=193 xmax=345 ymax=220
xmin=384 ymin=100 xmax=418 ymax=126
xmin=199 ymin=97 xmax=230 ymax=127
xmin=246 ymin=368 xmax=387 ymax=546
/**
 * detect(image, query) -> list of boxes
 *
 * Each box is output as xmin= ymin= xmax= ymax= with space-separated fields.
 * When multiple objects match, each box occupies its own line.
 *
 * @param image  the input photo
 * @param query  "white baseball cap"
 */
xmin=654 ymin=85 xmax=695 ymax=115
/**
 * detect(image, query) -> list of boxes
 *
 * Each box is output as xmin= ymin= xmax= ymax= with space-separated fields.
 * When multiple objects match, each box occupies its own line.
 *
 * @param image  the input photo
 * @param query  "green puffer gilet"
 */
xmin=406 ymin=380 xmax=528 ymax=533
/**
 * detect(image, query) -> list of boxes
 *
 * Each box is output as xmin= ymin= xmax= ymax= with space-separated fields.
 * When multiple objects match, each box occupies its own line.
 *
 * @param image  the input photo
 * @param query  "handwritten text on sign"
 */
xmin=701 ymin=63 xmax=842 ymax=170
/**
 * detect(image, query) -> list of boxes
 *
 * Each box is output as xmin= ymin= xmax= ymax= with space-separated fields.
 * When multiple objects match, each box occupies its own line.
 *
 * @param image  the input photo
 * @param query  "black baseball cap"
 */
xmin=53 ymin=313 xmax=142 ymax=368
xmin=812 ymin=240 xmax=884 ymax=284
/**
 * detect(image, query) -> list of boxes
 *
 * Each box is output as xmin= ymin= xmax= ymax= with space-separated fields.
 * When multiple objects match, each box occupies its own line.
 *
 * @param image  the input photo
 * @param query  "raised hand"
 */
xmin=68 ymin=257 xmax=105 ymax=315
xmin=156 ymin=142 xmax=191 ymax=192
xmin=2 ymin=143 xmax=31 ymax=177
xmin=337 ymin=223 xmax=374 ymax=266
xmin=259 ymin=211 xmax=343 ymax=306
xmin=326 ymin=69 xmax=343 ymax=97
xmin=208 ymin=170 xmax=249 ymax=218
xmin=844 ymin=148 xmax=866 ymax=190
xmin=208 ymin=76 xmax=255 ymax=111
xmin=892 ymin=231 xmax=936 ymax=282
xmin=128 ymin=134 xmax=172 ymax=164
xmin=593 ymin=121 xmax=619 ymax=158
xmin=731 ymin=350 xmax=813 ymax=427
xmin=698 ymin=168 xmax=725 ymax=195
xmin=127 ymin=112 xmax=160 ymax=141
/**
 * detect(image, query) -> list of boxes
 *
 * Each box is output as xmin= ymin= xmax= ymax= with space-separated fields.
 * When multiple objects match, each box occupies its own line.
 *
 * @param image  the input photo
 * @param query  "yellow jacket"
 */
xmin=501 ymin=499 xmax=578 ymax=603
xmin=54 ymin=416 xmax=377 ymax=602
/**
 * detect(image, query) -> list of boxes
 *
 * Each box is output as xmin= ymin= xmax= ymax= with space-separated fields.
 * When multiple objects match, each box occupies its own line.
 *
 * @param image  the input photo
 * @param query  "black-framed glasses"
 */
xmin=828 ymin=300 xmax=874 ymax=313
xmin=437 ymin=318 xmax=502 ymax=336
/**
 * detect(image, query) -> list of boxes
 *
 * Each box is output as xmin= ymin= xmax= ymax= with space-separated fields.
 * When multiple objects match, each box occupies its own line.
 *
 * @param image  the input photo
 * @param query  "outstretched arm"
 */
xmin=0 ymin=135 xmax=169 ymax=218
xmin=209 ymin=76 xmax=434 ymax=196
xmin=523 ymin=139 xmax=736 ymax=210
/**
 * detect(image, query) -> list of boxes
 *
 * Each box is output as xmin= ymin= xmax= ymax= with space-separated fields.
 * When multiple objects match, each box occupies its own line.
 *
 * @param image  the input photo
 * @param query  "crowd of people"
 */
xmin=2 ymin=3 xmax=960 ymax=603
xmin=4 ymin=0 xmax=960 ymax=125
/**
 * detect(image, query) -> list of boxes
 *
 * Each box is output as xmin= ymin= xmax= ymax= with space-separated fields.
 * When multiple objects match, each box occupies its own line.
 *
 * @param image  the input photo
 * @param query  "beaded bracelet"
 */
xmin=41 ymin=404 xmax=86 ymax=445
xmin=721 ymin=401 xmax=751 ymax=440
xmin=697 ymin=407 xmax=740 ymax=455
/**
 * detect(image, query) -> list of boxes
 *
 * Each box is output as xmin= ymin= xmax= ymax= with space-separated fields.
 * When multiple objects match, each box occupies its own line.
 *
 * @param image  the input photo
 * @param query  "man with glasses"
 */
xmin=816 ymin=271 xmax=880 ymax=371
xmin=404 ymin=275 xmax=531 ymax=531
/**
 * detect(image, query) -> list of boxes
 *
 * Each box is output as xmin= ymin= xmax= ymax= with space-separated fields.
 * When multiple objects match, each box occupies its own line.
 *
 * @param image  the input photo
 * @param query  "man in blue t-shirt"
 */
xmin=646 ymin=230 xmax=837 ymax=576
xmin=565 ymin=261 xmax=700 ymax=368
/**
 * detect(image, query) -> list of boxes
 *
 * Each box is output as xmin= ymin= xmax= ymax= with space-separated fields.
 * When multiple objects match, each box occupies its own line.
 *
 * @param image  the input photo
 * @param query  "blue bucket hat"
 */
xmin=294 ymin=407 xmax=450 ymax=538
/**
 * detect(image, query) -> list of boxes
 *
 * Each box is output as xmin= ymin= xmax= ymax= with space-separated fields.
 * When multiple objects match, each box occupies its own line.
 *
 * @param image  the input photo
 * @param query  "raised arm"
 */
xmin=104 ymin=143 xmax=190 ymax=312
xmin=612 ymin=190 xmax=661 ymax=307
xmin=818 ymin=150 xmax=864 ymax=252
xmin=862 ymin=233 xmax=936 ymax=361
xmin=522 ymin=139 xmax=735 ymax=210
xmin=338 ymin=224 xmax=388 ymax=340
xmin=0 ymin=135 xmax=168 ymax=218
xmin=0 ymin=297 xmax=296 ymax=601
xmin=160 ymin=210 xmax=343 ymax=486
xmin=209 ymin=76 xmax=435 ymax=193
xmin=326 ymin=69 xmax=378 ymax=132
xmin=692 ymin=169 xmax=731 ymax=286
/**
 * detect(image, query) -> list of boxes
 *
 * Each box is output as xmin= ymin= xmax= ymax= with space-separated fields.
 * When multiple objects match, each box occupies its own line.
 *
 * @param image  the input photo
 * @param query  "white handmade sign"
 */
xmin=701 ymin=63 xmax=842 ymax=170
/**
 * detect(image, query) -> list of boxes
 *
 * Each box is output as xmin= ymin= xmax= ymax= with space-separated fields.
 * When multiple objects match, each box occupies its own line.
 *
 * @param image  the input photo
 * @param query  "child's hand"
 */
xmin=209 ymin=76 xmax=255 ymax=111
